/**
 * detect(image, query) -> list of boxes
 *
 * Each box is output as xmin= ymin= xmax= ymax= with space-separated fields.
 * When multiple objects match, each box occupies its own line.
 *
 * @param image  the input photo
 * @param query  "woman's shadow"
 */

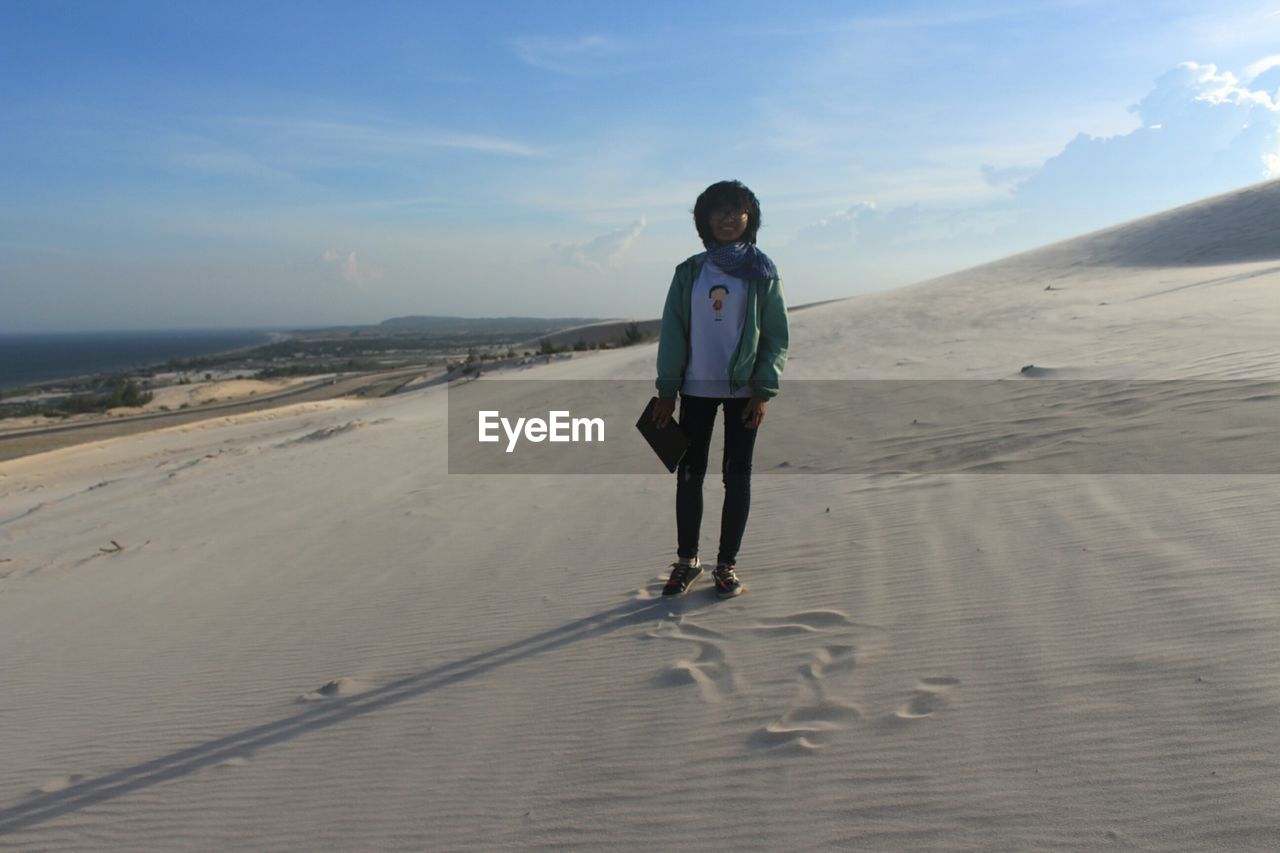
xmin=0 ymin=592 xmax=715 ymax=836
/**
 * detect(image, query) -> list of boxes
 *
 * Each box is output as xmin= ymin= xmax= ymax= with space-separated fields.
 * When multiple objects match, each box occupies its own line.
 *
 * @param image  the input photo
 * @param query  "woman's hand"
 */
xmin=651 ymin=397 xmax=676 ymax=429
xmin=741 ymin=396 xmax=767 ymax=429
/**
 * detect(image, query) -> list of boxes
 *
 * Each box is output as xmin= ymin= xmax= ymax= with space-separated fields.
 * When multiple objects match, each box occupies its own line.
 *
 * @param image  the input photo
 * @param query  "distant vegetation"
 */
xmin=161 ymin=325 xmax=590 ymax=375
xmin=375 ymin=315 xmax=599 ymax=335
xmin=136 ymin=316 xmax=647 ymax=392
xmin=541 ymin=321 xmax=648 ymax=355
xmin=256 ymin=359 xmax=389 ymax=378
xmin=0 ymin=378 xmax=153 ymax=420
xmin=1 ymin=315 xmax=645 ymax=422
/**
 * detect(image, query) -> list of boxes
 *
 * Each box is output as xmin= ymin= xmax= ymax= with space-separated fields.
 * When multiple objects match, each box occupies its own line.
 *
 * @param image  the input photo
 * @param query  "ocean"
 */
xmin=0 ymin=329 xmax=281 ymax=391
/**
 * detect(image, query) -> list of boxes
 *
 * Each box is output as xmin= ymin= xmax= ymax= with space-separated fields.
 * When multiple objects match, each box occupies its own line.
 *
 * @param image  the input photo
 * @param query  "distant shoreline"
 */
xmin=0 ymin=328 xmax=292 ymax=393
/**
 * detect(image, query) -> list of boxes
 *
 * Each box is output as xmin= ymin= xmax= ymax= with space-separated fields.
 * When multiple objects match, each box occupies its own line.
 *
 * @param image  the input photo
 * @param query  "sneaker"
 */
xmin=662 ymin=559 xmax=702 ymax=597
xmin=712 ymin=563 xmax=744 ymax=599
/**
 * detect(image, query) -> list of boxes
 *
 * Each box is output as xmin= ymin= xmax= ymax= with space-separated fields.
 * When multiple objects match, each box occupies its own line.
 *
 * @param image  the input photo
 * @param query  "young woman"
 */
xmin=652 ymin=180 xmax=789 ymax=598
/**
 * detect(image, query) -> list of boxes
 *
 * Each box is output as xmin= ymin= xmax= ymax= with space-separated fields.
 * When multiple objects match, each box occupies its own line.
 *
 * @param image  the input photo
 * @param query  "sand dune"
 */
xmin=127 ymin=376 xmax=322 ymax=414
xmin=1 ymin=181 xmax=1278 ymax=850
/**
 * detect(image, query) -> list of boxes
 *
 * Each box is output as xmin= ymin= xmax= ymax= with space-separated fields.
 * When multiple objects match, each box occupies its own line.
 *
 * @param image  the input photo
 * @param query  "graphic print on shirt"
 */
xmin=682 ymin=261 xmax=751 ymax=398
xmin=709 ymin=284 xmax=729 ymax=322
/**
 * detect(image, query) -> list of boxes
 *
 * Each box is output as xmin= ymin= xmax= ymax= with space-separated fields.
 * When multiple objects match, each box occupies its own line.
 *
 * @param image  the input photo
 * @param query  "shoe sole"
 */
xmin=715 ymin=584 xmax=745 ymax=599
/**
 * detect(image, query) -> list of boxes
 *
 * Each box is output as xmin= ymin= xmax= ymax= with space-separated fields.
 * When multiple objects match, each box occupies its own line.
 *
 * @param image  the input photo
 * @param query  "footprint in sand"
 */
xmin=888 ymin=677 xmax=962 ymax=723
xmin=642 ymin=605 xmax=958 ymax=748
xmin=645 ymin=619 xmax=735 ymax=704
xmin=799 ymin=643 xmax=859 ymax=682
xmin=748 ymin=609 xmax=966 ymax=751
xmin=748 ymin=609 xmax=858 ymax=638
xmin=755 ymin=658 xmax=865 ymax=749
xmin=632 ymin=576 xmax=667 ymax=601
xmin=749 ymin=698 xmax=865 ymax=752
xmin=298 ymin=677 xmax=364 ymax=703
xmin=746 ymin=610 xmax=877 ymax=751
xmin=29 ymin=774 xmax=85 ymax=795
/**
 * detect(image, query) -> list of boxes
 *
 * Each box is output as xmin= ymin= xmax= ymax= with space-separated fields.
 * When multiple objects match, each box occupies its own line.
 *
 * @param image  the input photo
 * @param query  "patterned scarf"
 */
xmin=704 ymin=241 xmax=778 ymax=281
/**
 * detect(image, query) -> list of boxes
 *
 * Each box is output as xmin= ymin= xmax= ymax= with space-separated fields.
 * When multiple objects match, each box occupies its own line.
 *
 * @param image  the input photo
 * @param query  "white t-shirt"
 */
xmin=681 ymin=259 xmax=752 ymax=398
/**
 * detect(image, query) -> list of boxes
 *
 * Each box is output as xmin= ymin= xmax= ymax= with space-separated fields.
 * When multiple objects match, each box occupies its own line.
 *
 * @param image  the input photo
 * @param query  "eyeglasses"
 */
xmin=709 ymin=208 xmax=748 ymax=221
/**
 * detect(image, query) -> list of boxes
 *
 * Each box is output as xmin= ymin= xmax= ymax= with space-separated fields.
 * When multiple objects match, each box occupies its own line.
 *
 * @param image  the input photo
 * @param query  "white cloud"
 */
xmin=1265 ymin=151 xmax=1280 ymax=178
xmin=161 ymin=130 xmax=302 ymax=183
xmin=980 ymin=163 xmax=1038 ymax=188
xmin=1244 ymin=54 xmax=1280 ymax=81
xmin=321 ymin=249 xmax=381 ymax=290
xmin=784 ymin=55 xmax=1280 ymax=277
xmin=553 ymin=217 xmax=647 ymax=270
xmin=510 ymin=34 xmax=626 ymax=75
xmin=1132 ymin=61 xmax=1277 ymax=124
xmin=791 ymin=202 xmax=878 ymax=248
xmin=222 ymin=116 xmax=541 ymax=160
xmin=1003 ymin=58 xmax=1280 ymax=236
xmin=790 ymin=201 xmax=1012 ymax=254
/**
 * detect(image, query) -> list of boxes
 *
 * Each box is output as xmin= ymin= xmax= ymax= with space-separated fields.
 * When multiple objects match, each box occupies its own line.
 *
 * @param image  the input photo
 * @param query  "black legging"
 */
xmin=675 ymin=395 xmax=759 ymax=566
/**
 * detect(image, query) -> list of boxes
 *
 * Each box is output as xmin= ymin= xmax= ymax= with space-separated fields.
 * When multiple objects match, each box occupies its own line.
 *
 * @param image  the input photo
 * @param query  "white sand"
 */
xmin=125 ymin=376 xmax=322 ymax=414
xmin=1 ymin=181 xmax=1278 ymax=850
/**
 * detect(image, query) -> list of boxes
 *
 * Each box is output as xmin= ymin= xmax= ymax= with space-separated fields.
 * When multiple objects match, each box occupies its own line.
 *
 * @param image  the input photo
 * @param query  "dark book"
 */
xmin=635 ymin=397 xmax=690 ymax=473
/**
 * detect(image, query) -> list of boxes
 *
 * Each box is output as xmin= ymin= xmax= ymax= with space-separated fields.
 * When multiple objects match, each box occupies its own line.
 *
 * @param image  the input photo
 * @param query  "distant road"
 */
xmin=0 ymin=366 xmax=437 ymax=463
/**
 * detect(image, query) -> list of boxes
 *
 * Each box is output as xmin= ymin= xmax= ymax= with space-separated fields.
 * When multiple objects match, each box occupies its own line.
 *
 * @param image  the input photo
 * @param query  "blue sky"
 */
xmin=2 ymin=0 xmax=1279 ymax=331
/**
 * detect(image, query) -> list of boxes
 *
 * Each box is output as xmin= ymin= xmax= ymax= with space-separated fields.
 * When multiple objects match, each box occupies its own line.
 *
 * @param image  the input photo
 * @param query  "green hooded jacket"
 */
xmin=655 ymin=253 xmax=790 ymax=400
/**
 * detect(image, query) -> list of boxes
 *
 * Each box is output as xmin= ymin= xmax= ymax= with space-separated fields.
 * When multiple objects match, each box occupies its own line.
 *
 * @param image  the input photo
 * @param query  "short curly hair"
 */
xmin=693 ymin=180 xmax=762 ymax=247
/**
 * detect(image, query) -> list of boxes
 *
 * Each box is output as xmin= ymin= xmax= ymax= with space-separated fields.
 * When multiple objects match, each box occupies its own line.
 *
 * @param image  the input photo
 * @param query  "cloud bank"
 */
xmin=1011 ymin=61 xmax=1279 ymax=228
xmin=321 ymin=249 xmax=377 ymax=290
xmin=554 ymin=217 xmax=647 ymax=270
xmin=793 ymin=57 xmax=1280 ymax=269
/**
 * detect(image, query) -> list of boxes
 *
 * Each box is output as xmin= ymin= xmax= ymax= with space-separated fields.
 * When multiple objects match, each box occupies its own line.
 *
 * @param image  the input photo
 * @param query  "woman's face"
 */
xmin=708 ymin=206 xmax=749 ymax=244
